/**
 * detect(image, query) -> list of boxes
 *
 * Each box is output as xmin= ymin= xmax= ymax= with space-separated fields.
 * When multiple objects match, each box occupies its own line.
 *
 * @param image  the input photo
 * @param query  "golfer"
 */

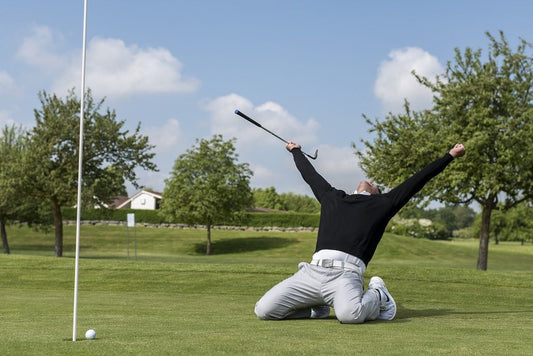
xmin=254 ymin=143 xmax=466 ymax=323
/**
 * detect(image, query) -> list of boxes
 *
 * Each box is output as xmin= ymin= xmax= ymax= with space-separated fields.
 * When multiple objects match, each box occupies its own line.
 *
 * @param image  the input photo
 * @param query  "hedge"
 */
xmin=241 ymin=212 xmax=319 ymax=228
xmin=62 ymin=208 xmax=320 ymax=228
xmin=62 ymin=208 xmax=166 ymax=224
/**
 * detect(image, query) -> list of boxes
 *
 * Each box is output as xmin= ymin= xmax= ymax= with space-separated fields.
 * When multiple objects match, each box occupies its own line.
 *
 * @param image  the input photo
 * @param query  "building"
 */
xmin=116 ymin=190 xmax=162 ymax=210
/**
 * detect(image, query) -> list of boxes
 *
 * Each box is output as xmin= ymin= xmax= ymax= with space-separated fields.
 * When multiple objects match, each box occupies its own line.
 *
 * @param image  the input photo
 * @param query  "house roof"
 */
xmin=116 ymin=189 xmax=162 ymax=209
xmin=109 ymin=195 xmax=130 ymax=208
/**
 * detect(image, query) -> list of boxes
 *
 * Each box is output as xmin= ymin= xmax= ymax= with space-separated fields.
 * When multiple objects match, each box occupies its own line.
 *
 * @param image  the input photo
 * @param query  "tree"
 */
xmin=0 ymin=126 xmax=49 ymax=254
xmin=0 ymin=126 xmax=27 ymax=254
xmin=25 ymin=89 xmax=157 ymax=257
xmin=499 ymin=203 xmax=533 ymax=243
xmin=452 ymin=205 xmax=477 ymax=230
xmin=279 ymin=192 xmax=320 ymax=213
xmin=253 ymin=187 xmax=285 ymax=210
xmin=355 ymin=31 xmax=532 ymax=270
xmin=252 ymin=187 xmax=320 ymax=213
xmin=472 ymin=202 xmax=533 ymax=243
xmin=160 ymin=135 xmax=253 ymax=255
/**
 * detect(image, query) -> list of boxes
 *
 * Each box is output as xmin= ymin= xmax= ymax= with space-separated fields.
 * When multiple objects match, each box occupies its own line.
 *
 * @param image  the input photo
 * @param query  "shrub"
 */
xmin=386 ymin=218 xmax=450 ymax=240
xmin=62 ymin=208 xmax=165 ymax=224
xmin=62 ymin=208 xmax=319 ymax=228
xmin=240 ymin=212 xmax=319 ymax=228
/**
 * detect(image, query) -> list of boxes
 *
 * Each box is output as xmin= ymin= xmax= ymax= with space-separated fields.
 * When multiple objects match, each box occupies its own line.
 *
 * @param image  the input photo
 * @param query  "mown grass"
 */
xmin=1 ymin=225 xmax=532 ymax=355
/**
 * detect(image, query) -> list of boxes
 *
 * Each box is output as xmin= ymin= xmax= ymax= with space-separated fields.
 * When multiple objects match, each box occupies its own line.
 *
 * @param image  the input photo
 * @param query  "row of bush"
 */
xmin=62 ymin=208 xmax=320 ymax=228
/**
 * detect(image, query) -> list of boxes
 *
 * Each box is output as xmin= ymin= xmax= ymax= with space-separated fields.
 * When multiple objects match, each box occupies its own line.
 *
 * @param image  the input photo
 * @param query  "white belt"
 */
xmin=310 ymin=259 xmax=363 ymax=272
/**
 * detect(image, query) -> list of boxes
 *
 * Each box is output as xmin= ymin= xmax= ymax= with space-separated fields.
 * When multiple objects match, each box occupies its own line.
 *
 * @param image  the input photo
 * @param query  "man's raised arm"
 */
xmin=386 ymin=143 xmax=466 ymax=211
xmin=286 ymin=142 xmax=331 ymax=202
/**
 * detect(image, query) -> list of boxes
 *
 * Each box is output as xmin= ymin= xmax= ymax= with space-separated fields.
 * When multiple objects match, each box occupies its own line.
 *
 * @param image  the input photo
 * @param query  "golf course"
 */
xmin=1 ymin=224 xmax=532 ymax=355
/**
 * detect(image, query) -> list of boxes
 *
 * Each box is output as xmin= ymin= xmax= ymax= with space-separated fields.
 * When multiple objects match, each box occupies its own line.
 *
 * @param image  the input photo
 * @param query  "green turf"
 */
xmin=1 ymin=225 xmax=532 ymax=355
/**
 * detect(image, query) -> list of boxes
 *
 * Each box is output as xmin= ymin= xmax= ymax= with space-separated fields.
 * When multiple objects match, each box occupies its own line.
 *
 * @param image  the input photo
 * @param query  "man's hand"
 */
xmin=286 ymin=142 xmax=301 ymax=152
xmin=449 ymin=143 xmax=465 ymax=158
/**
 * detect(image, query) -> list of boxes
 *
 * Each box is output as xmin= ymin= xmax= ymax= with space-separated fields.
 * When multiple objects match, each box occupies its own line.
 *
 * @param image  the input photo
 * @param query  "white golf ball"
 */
xmin=85 ymin=329 xmax=96 ymax=340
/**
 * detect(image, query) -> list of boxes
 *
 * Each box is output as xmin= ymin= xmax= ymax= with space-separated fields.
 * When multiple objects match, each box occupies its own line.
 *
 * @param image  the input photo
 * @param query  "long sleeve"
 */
xmin=386 ymin=153 xmax=454 ymax=212
xmin=291 ymin=148 xmax=332 ymax=202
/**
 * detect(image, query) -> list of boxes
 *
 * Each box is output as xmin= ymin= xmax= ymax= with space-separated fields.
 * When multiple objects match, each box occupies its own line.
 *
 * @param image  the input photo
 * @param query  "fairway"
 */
xmin=1 ymin=225 xmax=532 ymax=355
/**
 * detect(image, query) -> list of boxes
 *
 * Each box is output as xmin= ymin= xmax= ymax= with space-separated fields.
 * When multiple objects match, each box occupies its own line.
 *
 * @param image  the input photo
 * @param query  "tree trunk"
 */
xmin=206 ymin=224 xmax=212 ymax=255
xmin=52 ymin=198 xmax=63 ymax=257
xmin=1 ymin=218 xmax=10 ymax=254
xmin=476 ymin=205 xmax=492 ymax=271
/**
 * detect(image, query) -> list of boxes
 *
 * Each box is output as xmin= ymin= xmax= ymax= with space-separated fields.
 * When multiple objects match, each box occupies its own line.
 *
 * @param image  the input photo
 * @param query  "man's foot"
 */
xmin=368 ymin=276 xmax=396 ymax=320
xmin=310 ymin=305 xmax=330 ymax=319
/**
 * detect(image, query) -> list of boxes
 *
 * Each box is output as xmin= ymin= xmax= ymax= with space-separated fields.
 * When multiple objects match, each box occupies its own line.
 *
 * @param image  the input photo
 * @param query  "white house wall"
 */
xmin=131 ymin=193 xmax=158 ymax=210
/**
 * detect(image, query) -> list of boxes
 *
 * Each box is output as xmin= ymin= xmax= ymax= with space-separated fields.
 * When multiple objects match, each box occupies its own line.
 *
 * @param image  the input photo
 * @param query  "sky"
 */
xmin=1 ymin=0 xmax=532 ymax=199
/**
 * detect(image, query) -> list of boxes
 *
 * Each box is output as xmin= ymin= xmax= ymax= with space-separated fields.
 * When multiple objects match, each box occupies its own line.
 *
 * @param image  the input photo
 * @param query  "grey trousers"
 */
xmin=254 ymin=262 xmax=381 ymax=323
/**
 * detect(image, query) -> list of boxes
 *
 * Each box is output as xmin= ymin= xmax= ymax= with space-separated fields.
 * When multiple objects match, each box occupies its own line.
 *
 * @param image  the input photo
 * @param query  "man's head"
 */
xmin=356 ymin=180 xmax=381 ymax=195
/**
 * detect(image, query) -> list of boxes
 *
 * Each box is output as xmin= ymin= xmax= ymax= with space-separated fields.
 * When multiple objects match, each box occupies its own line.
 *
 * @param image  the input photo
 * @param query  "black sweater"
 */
xmin=291 ymin=148 xmax=454 ymax=266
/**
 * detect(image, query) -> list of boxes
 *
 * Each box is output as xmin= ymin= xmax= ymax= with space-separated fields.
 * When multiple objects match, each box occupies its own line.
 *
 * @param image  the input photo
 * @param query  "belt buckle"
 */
xmin=322 ymin=259 xmax=333 ymax=268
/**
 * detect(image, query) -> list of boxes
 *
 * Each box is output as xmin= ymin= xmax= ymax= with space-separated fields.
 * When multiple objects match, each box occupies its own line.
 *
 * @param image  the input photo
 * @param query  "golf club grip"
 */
xmin=235 ymin=110 xmax=262 ymax=127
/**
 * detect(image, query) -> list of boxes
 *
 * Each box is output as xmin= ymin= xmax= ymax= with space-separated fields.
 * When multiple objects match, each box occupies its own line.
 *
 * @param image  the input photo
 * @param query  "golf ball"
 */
xmin=85 ymin=329 xmax=96 ymax=340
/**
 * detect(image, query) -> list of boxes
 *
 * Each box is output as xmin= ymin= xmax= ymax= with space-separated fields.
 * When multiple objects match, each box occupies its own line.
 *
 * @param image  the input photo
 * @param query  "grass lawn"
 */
xmin=1 ymin=225 xmax=532 ymax=355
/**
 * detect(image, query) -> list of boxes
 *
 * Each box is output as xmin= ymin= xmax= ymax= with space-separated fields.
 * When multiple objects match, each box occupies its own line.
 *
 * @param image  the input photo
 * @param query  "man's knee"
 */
xmin=337 ymin=314 xmax=366 ymax=324
xmin=334 ymin=304 xmax=366 ymax=324
xmin=254 ymin=304 xmax=271 ymax=320
xmin=254 ymin=299 xmax=278 ymax=320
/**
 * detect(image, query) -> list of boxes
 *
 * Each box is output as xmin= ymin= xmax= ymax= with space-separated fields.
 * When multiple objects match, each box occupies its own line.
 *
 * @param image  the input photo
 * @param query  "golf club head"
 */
xmin=304 ymin=149 xmax=318 ymax=160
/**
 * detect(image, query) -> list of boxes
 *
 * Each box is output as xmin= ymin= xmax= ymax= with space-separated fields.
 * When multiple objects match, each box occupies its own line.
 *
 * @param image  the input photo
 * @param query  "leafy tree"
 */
xmin=0 ymin=126 xmax=27 ymax=254
xmin=25 ymin=89 xmax=157 ymax=257
xmin=252 ymin=187 xmax=320 ymax=213
xmin=472 ymin=202 xmax=533 ymax=243
xmin=160 ymin=135 xmax=253 ymax=255
xmin=452 ymin=206 xmax=477 ymax=230
xmin=279 ymin=192 xmax=320 ymax=213
xmin=253 ymin=187 xmax=285 ymax=210
xmin=355 ymin=31 xmax=532 ymax=270
xmin=0 ymin=126 xmax=49 ymax=254
xmin=499 ymin=203 xmax=533 ymax=243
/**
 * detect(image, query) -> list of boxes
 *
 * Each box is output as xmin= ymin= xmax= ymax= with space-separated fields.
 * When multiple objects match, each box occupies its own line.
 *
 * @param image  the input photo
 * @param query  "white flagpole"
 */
xmin=73 ymin=0 xmax=89 ymax=342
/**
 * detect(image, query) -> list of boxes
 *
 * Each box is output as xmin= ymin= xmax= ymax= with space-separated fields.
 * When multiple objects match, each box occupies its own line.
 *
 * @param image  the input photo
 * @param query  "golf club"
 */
xmin=234 ymin=109 xmax=318 ymax=160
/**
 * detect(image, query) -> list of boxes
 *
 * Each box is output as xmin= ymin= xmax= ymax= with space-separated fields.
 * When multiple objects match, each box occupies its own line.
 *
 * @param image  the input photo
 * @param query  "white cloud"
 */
xmin=374 ymin=47 xmax=443 ymax=114
xmin=16 ymin=26 xmax=68 ymax=72
xmin=204 ymin=93 xmax=319 ymax=194
xmin=17 ymin=26 xmax=200 ymax=97
xmin=205 ymin=93 xmax=319 ymax=149
xmin=17 ymin=26 xmax=70 ymax=76
xmin=144 ymin=118 xmax=183 ymax=153
xmin=312 ymin=144 xmax=365 ymax=193
xmin=248 ymin=164 xmax=275 ymax=186
xmin=79 ymin=38 xmax=201 ymax=97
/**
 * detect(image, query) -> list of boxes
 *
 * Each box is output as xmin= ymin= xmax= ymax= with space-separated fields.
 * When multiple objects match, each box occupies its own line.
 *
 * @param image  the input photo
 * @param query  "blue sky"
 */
xmin=1 ymin=1 xmax=532 ymax=198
